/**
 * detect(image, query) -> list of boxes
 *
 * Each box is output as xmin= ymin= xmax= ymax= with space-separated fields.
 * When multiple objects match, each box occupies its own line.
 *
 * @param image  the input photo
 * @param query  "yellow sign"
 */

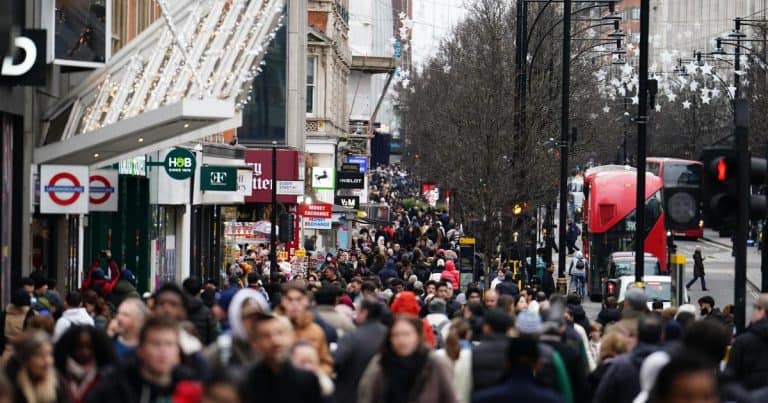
xmin=670 ymin=254 xmax=686 ymax=265
xmin=459 ymin=237 xmax=476 ymax=245
xmin=295 ymin=249 xmax=306 ymax=257
xmin=277 ymin=251 xmax=289 ymax=261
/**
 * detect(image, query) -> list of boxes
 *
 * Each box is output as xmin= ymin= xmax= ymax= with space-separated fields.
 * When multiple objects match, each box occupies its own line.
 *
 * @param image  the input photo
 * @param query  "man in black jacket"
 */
xmin=594 ymin=314 xmax=663 ymax=403
xmin=728 ymin=294 xmax=768 ymax=391
xmin=471 ymin=309 xmax=513 ymax=392
xmin=182 ymin=277 xmax=218 ymax=345
xmin=333 ymin=298 xmax=387 ymax=403
xmin=88 ymin=316 xmax=195 ymax=403
xmin=239 ymin=311 xmax=321 ymax=403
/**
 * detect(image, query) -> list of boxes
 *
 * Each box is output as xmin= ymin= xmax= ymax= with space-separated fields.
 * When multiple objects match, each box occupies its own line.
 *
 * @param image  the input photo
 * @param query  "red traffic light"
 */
xmin=716 ymin=158 xmax=728 ymax=181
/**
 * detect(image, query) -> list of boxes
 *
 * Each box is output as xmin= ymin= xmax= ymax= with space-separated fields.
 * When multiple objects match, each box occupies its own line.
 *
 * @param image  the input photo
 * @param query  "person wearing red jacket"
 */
xmin=390 ymin=291 xmax=436 ymax=348
xmin=440 ymin=260 xmax=460 ymax=289
xmin=83 ymin=250 xmax=120 ymax=294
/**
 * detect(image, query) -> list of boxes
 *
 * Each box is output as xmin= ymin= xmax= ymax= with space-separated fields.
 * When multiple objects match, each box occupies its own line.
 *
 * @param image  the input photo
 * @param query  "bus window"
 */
xmin=647 ymin=162 xmax=660 ymax=177
xmin=662 ymin=163 xmax=702 ymax=186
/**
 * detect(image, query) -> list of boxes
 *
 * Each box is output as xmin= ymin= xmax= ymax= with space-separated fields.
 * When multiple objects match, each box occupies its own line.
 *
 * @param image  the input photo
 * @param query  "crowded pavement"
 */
xmin=0 ymin=164 xmax=762 ymax=403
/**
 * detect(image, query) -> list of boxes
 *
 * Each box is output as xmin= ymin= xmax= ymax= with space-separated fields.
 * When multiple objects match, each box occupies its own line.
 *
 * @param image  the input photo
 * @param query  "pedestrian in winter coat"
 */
xmin=358 ymin=315 xmax=457 ymax=403
xmin=6 ymin=330 xmax=68 ymax=403
xmin=314 ymin=286 xmax=355 ymax=339
xmin=109 ymin=270 xmax=140 ymax=310
xmin=390 ymin=291 xmax=437 ymax=348
xmin=440 ymin=260 xmax=460 ymax=289
xmin=472 ymin=336 xmax=565 ymax=403
xmin=541 ymin=264 xmax=556 ymax=298
xmin=471 ymin=309 xmax=513 ymax=392
xmin=54 ymin=326 xmax=116 ymax=403
xmin=182 ymin=277 xmax=219 ymax=345
xmin=238 ymin=314 xmax=322 ymax=403
xmin=87 ymin=317 xmax=199 ymax=403
xmin=0 ymin=289 xmax=35 ymax=364
xmin=53 ymin=292 xmax=95 ymax=343
xmin=277 ymin=282 xmax=334 ymax=375
xmin=333 ymin=298 xmax=388 ymax=403
xmin=728 ymin=294 xmax=768 ymax=390
xmin=594 ymin=315 xmax=664 ymax=403
xmin=685 ymin=247 xmax=708 ymax=291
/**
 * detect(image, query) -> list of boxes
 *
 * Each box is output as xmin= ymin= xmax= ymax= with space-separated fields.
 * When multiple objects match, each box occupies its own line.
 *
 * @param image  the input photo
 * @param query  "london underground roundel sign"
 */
xmin=40 ymin=165 xmax=89 ymax=214
xmin=88 ymin=170 xmax=119 ymax=212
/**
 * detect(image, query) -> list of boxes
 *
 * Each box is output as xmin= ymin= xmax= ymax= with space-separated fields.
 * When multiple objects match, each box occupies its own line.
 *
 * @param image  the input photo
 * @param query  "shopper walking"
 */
xmin=685 ymin=247 xmax=708 ymax=291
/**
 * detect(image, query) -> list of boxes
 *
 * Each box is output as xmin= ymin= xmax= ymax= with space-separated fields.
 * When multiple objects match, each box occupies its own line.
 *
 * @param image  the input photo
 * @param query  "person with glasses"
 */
xmin=727 ymin=294 xmax=768 ymax=391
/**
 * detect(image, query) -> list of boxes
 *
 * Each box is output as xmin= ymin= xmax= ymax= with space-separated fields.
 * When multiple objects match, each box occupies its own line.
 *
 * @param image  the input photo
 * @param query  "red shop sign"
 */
xmin=244 ymin=149 xmax=302 ymax=204
xmin=299 ymin=203 xmax=333 ymax=219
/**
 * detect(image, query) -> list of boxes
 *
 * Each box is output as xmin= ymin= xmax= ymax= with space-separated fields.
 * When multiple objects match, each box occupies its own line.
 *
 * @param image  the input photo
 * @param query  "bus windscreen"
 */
xmin=663 ymin=163 xmax=702 ymax=186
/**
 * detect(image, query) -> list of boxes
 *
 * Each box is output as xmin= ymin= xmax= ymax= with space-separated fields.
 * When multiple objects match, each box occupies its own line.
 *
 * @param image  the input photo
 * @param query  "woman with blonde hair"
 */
xmin=588 ymin=331 xmax=630 ymax=397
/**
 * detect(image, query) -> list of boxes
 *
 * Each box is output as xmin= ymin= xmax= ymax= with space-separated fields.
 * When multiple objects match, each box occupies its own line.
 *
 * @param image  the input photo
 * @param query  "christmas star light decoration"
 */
xmin=689 ymin=81 xmax=699 ymax=91
xmin=631 ymin=95 xmax=639 ymax=105
xmin=655 ymin=104 xmax=662 ymax=112
xmin=682 ymin=100 xmax=692 ymax=109
xmin=700 ymin=93 xmax=711 ymax=104
xmin=666 ymin=92 xmax=677 ymax=102
xmin=727 ymin=86 xmax=737 ymax=98
xmin=603 ymin=105 xmax=611 ymax=113
xmin=700 ymin=63 xmax=713 ymax=76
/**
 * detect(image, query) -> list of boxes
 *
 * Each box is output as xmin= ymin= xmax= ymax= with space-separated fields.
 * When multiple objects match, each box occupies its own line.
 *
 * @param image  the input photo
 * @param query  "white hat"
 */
xmin=632 ymin=351 xmax=670 ymax=403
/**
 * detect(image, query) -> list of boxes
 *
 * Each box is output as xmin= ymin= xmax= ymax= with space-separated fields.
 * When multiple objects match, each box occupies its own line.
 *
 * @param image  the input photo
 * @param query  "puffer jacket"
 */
xmin=727 ymin=318 xmax=768 ymax=390
xmin=440 ymin=261 xmax=460 ymax=289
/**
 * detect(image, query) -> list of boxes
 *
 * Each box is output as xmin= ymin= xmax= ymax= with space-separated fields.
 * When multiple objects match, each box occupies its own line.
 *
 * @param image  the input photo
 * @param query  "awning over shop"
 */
xmin=39 ymin=0 xmax=286 ymax=166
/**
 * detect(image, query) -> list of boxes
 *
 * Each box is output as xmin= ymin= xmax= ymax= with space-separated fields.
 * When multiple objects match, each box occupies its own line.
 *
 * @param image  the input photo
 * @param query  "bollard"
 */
xmin=670 ymin=254 xmax=686 ymax=306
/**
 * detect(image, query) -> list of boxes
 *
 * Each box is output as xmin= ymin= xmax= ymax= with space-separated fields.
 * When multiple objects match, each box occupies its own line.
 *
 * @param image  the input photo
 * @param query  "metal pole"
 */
xmin=733 ymin=26 xmax=748 ymax=331
xmin=270 ymin=141 xmax=278 ymax=272
xmin=558 ymin=0 xmax=571 ymax=287
xmin=634 ymin=0 xmax=650 ymax=283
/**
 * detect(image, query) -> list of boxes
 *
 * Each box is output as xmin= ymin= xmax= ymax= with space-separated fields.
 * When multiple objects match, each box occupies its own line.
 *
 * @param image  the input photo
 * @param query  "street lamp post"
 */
xmin=557 ymin=0 xmax=572 ymax=290
xmin=634 ymin=0 xmax=650 ymax=283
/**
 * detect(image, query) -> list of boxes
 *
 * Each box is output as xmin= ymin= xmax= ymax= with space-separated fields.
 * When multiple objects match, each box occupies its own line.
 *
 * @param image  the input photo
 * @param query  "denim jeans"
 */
xmin=686 ymin=274 xmax=706 ymax=290
xmin=570 ymin=271 xmax=587 ymax=297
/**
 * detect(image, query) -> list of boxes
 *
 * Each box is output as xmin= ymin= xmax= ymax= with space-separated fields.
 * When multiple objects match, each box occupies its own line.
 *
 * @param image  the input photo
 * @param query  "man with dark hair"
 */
xmin=314 ymin=285 xmax=354 ymax=338
xmin=153 ymin=283 xmax=206 ymax=377
xmin=472 ymin=309 xmax=513 ymax=392
xmin=333 ymin=298 xmax=387 ymax=403
xmin=594 ymin=314 xmax=663 ymax=403
xmin=728 ymin=293 xmax=768 ymax=390
xmin=697 ymin=295 xmax=721 ymax=320
xmin=466 ymin=287 xmax=482 ymax=305
xmin=473 ymin=336 xmax=566 ymax=403
xmin=239 ymin=312 xmax=321 ymax=403
xmin=182 ymin=277 xmax=218 ymax=345
xmin=597 ymin=296 xmax=621 ymax=326
xmin=53 ymin=291 xmax=94 ymax=342
xmin=278 ymin=282 xmax=334 ymax=375
xmin=88 ymin=316 xmax=195 ymax=403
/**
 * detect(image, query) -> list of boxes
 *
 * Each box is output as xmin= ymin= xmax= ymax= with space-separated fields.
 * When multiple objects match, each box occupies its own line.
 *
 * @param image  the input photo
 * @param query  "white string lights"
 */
xmin=64 ymin=0 xmax=286 ymax=139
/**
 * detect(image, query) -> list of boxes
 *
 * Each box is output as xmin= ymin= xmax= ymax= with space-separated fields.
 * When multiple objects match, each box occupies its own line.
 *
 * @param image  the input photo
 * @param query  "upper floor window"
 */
xmin=306 ymin=55 xmax=318 ymax=115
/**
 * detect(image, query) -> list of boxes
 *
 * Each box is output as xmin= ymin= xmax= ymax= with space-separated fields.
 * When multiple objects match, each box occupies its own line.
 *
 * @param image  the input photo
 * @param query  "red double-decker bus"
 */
xmin=646 ymin=157 xmax=704 ymax=238
xmin=582 ymin=166 xmax=668 ymax=301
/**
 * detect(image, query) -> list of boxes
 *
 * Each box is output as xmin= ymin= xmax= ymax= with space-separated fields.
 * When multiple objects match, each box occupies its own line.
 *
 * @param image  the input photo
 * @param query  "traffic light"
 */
xmin=700 ymin=146 xmax=739 ymax=229
xmin=279 ymin=213 xmax=295 ymax=243
xmin=701 ymin=147 xmax=768 ymax=229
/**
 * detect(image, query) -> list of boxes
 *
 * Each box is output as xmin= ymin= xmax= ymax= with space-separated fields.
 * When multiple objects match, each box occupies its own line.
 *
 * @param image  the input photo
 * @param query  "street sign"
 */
xmin=276 ymin=180 xmax=305 ymax=196
xmin=40 ymin=165 xmax=89 ymax=214
xmin=311 ymin=167 xmax=335 ymax=189
xmin=200 ymin=166 xmax=237 ymax=191
xmin=164 ymin=148 xmax=196 ymax=180
xmin=340 ymin=163 xmax=360 ymax=173
xmin=337 ymin=171 xmax=365 ymax=189
xmin=304 ymin=217 xmax=332 ymax=230
xmin=346 ymin=156 xmax=368 ymax=173
xmin=335 ymin=195 xmax=360 ymax=210
xmin=89 ymin=170 xmax=118 ymax=212
xmin=459 ymin=237 xmax=476 ymax=245
xmin=299 ymin=203 xmax=333 ymax=219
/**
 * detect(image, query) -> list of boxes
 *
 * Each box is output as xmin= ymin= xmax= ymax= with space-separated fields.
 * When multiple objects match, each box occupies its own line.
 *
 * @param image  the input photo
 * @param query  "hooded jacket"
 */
xmin=440 ymin=261 xmax=460 ymax=289
xmin=109 ymin=280 xmax=140 ymax=310
xmin=727 ymin=317 xmax=768 ymax=390
xmin=53 ymin=308 xmax=95 ymax=342
xmin=390 ymin=292 xmax=436 ymax=347
xmin=186 ymin=296 xmax=217 ymax=345
xmin=204 ymin=289 xmax=268 ymax=375
xmin=594 ymin=342 xmax=660 ymax=403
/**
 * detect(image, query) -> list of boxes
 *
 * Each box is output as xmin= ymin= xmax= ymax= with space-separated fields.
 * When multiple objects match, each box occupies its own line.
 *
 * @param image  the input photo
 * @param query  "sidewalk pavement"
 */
xmin=702 ymin=229 xmax=763 ymax=292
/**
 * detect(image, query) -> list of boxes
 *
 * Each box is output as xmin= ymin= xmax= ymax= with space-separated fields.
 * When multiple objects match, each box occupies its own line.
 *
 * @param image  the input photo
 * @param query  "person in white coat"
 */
xmin=53 ymin=291 xmax=95 ymax=342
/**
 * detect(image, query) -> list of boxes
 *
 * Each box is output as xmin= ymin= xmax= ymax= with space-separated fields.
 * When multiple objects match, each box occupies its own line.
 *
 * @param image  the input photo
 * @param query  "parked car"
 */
xmin=615 ymin=275 xmax=689 ymax=309
xmin=603 ymin=252 xmax=660 ymax=298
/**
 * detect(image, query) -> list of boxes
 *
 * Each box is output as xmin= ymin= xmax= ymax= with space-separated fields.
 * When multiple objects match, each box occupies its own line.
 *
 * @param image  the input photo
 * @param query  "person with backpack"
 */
xmin=568 ymin=252 xmax=587 ymax=299
xmin=566 ymin=221 xmax=581 ymax=255
xmin=425 ymin=299 xmax=451 ymax=349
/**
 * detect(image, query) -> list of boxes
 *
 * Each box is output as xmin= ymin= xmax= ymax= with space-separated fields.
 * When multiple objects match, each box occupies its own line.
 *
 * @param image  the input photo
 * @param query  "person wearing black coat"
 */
xmin=471 ymin=309 xmax=513 ymax=392
xmin=685 ymin=247 xmax=708 ymax=291
xmin=541 ymin=265 xmax=556 ymax=298
xmin=333 ymin=299 xmax=388 ymax=403
xmin=182 ymin=277 xmax=218 ymax=345
xmin=728 ymin=295 xmax=768 ymax=391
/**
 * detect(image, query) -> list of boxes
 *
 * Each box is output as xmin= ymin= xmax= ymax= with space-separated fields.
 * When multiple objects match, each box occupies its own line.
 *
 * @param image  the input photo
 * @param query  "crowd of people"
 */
xmin=0 ymin=164 xmax=766 ymax=403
